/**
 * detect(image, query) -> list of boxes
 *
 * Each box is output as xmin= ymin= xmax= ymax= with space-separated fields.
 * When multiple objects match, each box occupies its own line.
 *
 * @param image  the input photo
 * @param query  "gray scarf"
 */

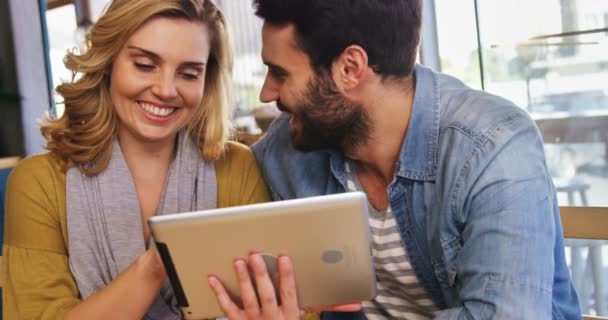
xmin=66 ymin=132 xmax=217 ymax=319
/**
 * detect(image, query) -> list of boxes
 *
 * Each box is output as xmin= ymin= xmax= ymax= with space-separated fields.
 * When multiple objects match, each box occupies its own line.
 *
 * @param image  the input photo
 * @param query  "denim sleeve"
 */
xmin=435 ymin=115 xmax=556 ymax=319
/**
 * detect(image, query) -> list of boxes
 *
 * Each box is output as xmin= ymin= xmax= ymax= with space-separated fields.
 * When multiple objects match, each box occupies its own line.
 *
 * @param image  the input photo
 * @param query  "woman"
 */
xmin=2 ymin=0 xmax=272 ymax=319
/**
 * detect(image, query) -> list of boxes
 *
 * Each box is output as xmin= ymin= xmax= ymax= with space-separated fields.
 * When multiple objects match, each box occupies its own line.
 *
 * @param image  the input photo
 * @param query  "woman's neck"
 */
xmin=117 ymin=128 xmax=176 ymax=181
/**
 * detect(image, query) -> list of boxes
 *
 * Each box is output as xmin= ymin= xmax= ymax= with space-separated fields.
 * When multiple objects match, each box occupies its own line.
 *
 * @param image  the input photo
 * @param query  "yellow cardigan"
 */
xmin=2 ymin=142 xmax=315 ymax=320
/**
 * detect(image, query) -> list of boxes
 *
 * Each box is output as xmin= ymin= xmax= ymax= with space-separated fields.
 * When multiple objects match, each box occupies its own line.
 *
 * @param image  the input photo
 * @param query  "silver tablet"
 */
xmin=148 ymin=192 xmax=376 ymax=319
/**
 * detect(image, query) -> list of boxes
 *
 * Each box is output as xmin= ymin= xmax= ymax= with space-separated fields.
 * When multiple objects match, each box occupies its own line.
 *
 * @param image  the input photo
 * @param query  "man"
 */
xmin=208 ymin=0 xmax=581 ymax=319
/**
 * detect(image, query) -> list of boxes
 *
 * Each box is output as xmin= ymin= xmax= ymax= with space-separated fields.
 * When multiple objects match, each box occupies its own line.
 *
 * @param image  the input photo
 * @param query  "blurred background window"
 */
xmin=436 ymin=0 xmax=608 ymax=316
xmin=436 ymin=0 xmax=608 ymax=207
xmin=218 ymin=0 xmax=278 ymax=136
xmin=46 ymin=0 xmax=111 ymax=118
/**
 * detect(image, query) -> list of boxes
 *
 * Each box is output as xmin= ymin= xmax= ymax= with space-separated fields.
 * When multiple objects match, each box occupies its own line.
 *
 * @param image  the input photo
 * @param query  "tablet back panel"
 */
xmin=149 ymin=192 xmax=376 ymax=319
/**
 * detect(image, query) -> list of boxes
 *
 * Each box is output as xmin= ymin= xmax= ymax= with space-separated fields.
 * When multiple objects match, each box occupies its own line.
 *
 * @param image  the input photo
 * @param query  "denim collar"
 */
xmin=395 ymin=64 xmax=439 ymax=181
xmin=328 ymin=64 xmax=439 ymax=183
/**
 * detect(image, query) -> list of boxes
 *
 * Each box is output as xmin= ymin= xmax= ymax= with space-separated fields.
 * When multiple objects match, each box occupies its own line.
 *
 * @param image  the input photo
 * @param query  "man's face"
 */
xmin=260 ymin=23 xmax=370 ymax=152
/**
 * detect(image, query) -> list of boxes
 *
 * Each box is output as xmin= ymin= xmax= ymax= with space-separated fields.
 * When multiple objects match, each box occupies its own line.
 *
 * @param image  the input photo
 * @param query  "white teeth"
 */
xmin=139 ymin=102 xmax=176 ymax=117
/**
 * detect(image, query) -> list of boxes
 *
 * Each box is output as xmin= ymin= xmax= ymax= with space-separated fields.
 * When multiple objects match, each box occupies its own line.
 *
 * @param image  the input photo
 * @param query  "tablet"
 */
xmin=148 ymin=192 xmax=376 ymax=319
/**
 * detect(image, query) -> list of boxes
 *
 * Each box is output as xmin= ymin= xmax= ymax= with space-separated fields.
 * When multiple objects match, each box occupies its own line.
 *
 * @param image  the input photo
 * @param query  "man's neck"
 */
xmin=346 ymin=77 xmax=415 ymax=185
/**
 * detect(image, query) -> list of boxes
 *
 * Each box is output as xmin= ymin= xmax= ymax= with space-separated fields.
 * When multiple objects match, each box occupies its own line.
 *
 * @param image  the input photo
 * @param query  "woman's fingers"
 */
xmin=277 ymin=255 xmax=300 ymax=317
xmin=208 ymin=275 xmax=244 ymax=319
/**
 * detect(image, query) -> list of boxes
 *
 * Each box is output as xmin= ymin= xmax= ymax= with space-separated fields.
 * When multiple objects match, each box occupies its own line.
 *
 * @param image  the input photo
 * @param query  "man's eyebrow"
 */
xmin=127 ymin=45 xmax=206 ymax=67
xmin=263 ymin=61 xmax=288 ymax=74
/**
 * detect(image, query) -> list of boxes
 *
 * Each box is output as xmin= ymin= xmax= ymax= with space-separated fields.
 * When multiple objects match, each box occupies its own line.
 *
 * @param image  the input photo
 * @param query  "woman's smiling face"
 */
xmin=110 ymin=16 xmax=211 ymax=145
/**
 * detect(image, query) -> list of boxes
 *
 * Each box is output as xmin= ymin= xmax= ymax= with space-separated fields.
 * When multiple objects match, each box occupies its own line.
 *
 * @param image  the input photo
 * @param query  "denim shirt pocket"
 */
xmin=432 ymin=236 xmax=461 ymax=288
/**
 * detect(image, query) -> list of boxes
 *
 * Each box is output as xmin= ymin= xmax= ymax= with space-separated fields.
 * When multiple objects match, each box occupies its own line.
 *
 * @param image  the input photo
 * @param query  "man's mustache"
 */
xmin=276 ymin=101 xmax=290 ymax=113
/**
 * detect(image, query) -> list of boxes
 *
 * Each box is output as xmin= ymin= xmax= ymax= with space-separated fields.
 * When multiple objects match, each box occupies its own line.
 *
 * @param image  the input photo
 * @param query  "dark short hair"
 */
xmin=253 ymin=0 xmax=422 ymax=78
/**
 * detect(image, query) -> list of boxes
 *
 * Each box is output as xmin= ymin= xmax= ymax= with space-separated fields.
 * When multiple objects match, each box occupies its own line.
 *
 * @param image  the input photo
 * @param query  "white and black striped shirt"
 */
xmin=345 ymin=161 xmax=439 ymax=320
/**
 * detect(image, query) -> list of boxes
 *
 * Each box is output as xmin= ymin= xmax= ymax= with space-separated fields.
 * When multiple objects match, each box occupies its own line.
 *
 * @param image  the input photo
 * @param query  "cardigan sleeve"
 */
xmin=2 ymin=154 xmax=80 ymax=320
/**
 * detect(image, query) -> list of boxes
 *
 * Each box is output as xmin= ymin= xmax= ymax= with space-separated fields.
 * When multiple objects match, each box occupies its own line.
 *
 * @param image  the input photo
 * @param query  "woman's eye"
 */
xmin=181 ymin=73 xmax=199 ymax=80
xmin=134 ymin=62 xmax=155 ymax=71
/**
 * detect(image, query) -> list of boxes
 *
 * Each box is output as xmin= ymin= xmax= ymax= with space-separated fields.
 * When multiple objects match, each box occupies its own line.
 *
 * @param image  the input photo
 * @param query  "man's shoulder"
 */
xmin=435 ymin=72 xmax=534 ymax=144
xmin=251 ymin=114 xmax=336 ymax=200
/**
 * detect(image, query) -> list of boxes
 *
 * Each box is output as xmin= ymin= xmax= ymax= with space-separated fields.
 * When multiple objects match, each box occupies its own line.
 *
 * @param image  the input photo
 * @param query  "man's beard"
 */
xmin=283 ymin=71 xmax=372 ymax=153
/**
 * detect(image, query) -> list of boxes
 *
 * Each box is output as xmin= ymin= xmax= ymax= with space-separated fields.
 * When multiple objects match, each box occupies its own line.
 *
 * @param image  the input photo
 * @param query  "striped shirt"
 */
xmin=344 ymin=161 xmax=439 ymax=320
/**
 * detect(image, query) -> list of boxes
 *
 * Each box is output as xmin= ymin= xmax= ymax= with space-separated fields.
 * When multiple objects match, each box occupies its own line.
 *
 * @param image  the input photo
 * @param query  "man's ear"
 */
xmin=333 ymin=45 xmax=369 ymax=91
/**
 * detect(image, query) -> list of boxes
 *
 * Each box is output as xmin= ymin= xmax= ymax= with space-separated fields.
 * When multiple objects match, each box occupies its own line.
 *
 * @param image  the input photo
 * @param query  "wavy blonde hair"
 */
xmin=41 ymin=0 xmax=233 ymax=175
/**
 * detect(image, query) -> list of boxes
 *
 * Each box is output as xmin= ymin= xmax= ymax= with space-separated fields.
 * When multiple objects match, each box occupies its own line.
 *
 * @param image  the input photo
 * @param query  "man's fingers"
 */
xmin=234 ymin=259 xmax=261 ymax=318
xmin=306 ymin=302 xmax=362 ymax=313
xmin=277 ymin=255 xmax=300 ymax=316
xmin=249 ymin=253 xmax=280 ymax=316
xmin=207 ymin=275 xmax=244 ymax=319
xmin=327 ymin=303 xmax=362 ymax=312
xmin=208 ymin=253 xmax=306 ymax=320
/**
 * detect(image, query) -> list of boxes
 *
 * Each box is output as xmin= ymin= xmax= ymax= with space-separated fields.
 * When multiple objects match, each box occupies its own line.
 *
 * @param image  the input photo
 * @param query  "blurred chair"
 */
xmin=0 ymin=156 xmax=19 ymax=319
xmin=561 ymin=206 xmax=608 ymax=318
xmin=0 ymin=156 xmax=19 ymax=246
xmin=235 ymin=131 xmax=264 ymax=146
xmin=554 ymin=177 xmax=595 ymax=310
xmin=554 ymin=177 xmax=590 ymax=207
xmin=0 ymin=156 xmax=19 ymax=169
xmin=252 ymin=105 xmax=280 ymax=132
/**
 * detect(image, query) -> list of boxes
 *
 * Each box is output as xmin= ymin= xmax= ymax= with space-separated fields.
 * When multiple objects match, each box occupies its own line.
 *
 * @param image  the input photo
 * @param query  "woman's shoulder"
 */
xmin=5 ymin=153 xmax=68 ymax=252
xmin=215 ymin=141 xmax=270 ymax=207
xmin=217 ymin=141 xmax=257 ymax=169
xmin=8 ymin=153 xmax=66 ymax=208
xmin=11 ymin=153 xmax=65 ymax=183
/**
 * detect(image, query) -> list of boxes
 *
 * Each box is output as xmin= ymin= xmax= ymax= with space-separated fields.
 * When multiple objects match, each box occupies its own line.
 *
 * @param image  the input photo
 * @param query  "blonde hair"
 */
xmin=41 ymin=0 xmax=234 ymax=175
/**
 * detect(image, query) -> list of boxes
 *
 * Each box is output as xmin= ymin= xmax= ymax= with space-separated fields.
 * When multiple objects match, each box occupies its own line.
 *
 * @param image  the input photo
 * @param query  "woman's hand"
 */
xmin=207 ymin=253 xmax=361 ymax=320
xmin=65 ymin=247 xmax=170 ymax=319
xmin=139 ymin=246 xmax=168 ymax=283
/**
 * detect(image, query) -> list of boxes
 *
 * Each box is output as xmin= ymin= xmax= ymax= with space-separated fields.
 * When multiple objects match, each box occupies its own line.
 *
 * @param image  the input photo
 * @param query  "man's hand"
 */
xmin=207 ymin=253 xmax=361 ymax=319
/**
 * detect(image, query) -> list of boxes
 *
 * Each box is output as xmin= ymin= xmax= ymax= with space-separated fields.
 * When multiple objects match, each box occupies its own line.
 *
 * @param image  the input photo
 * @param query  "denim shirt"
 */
xmin=251 ymin=65 xmax=581 ymax=320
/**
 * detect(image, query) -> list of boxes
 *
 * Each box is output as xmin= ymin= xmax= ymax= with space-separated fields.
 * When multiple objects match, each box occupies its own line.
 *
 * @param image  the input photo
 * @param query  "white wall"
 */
xmin=420 ymin=0 xmax=441 ymax=71
xmin=8 ymin=0 xmax=49 ymax=155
